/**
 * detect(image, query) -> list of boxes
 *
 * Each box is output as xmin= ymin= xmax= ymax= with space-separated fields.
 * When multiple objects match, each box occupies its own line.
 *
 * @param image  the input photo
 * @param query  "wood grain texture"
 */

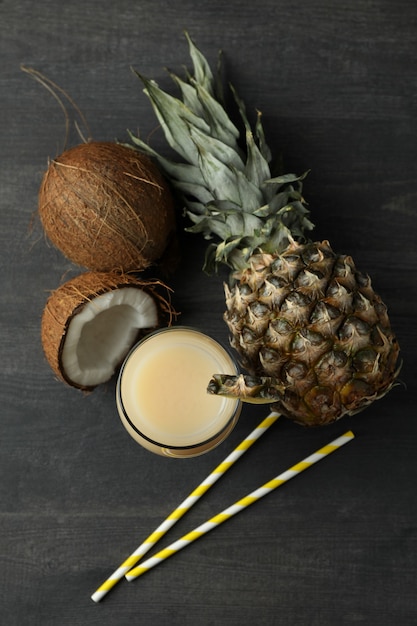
xmin=1 ymin=0 xmax=417 ymax=624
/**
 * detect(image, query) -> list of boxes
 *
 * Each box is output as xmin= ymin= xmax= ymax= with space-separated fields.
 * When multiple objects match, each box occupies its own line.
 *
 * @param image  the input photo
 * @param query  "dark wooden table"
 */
xmin=2 ymin=1 xmax=417 ymax=624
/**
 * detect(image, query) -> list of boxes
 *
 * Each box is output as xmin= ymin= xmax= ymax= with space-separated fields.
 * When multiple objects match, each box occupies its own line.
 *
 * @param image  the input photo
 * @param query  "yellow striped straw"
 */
xmin=91 ymin=411 xmax=280 ymax=602
xmin=125 ymin=430 xmax=354 ymax=583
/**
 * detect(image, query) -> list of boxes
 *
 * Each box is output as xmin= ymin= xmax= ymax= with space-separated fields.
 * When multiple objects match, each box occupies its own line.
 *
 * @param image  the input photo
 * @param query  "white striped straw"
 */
xmin=91 ymin=411 xmax=280 ymax=602
xmin=125 ymin=430 xmax=354 ymax=582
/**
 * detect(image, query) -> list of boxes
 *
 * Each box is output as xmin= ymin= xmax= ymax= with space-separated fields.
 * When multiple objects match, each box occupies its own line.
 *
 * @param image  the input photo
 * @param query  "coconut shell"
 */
xmin=41 ymin=270 xmax=176 ymax=390
xmin=39 ymin=142 xmax=177 ymax=272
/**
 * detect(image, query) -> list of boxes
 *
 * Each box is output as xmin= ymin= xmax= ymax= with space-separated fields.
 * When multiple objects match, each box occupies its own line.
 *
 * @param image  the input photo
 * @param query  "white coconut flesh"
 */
xmin=61 ymin=287 xmax=158 ymax=387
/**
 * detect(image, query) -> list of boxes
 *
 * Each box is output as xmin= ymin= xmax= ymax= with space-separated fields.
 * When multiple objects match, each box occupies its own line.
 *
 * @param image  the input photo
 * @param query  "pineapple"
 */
xmin=130 ymin=33 xmax=400 ymax=426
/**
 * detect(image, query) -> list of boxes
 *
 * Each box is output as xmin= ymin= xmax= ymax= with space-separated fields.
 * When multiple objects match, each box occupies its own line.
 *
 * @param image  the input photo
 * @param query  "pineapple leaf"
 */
xmin=266 ymin=171 xmax=310 ymax=186
xmin=169 ymin=72 xmax=205 ymax=117
xmin=192 ymin=81 xmax=241 ymax=148
xmin=128 ymin=131 xmax=199 ymax=181
xmin=133 ymin=70 xmax=209 ymax=165
xmin=255 ymin=110 xmax=272 ymax=163
xmin=214 ymin=50 xmax=225 ymax=104
xmin=252 ymin=203 xmax=274 ymax=218
xmin=278 ymin=202 xmax=315 ymax=237
xmin=197 ymin=147 xmax=243 ymax=205
xmin=170 ymin=69 xmax=240 ymax=149
xmin=233 ymin=168 xmax=265 ymax=212
xmin=128 ymin=131 xmax=218 ymax=207
xmin=267 ymin=189 xmax=303 ymax=213
xmin=244 ymin=129 xmax=272 ymax=190
xmin=196 ymin=145 xmax=264 ymax=211
xmin=216 ymin=237 xmax=243 ymax=263
xmin=229 ymin=83 xmax=273 ymax=195
xmin=186 ymin=212 xmax=230 ymax=241
xmin=241 ymin=212 xmax=266 ymax=237
xmin=261 ymin=222 xmax=293 ymax=253
xmin=185 ymin=31 xmax=214 ymax=94
xmin=229 ymin=83 xmax=251 ymax=133
xmin=174 ymin=180 xmax=215 ymax=205
xmin=203 ymin=243 xmax=218 ymax=273
xmin=189 ymin=124 xmax=245 ymax=170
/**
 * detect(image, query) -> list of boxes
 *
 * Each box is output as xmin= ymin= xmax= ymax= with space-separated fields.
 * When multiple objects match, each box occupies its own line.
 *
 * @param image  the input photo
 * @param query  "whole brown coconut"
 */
xmin=38 ymin=142 xmax=177 ymax=272
xmin=41 ymin=270 xmax=175 ymax=390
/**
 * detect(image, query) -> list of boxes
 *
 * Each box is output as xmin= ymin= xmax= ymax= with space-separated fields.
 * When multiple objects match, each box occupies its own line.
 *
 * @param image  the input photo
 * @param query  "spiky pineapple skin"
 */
xmin=223 ymin=239 xmax=400 ymax=426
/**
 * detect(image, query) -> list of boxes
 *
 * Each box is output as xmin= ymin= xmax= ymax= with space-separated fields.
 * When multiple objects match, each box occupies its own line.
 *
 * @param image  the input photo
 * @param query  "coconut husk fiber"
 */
xmin=38 ymin=142 xmax=177 ymax=272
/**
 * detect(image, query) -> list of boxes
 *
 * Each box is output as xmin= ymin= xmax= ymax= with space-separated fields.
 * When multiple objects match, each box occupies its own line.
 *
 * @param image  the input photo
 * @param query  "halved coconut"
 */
xmin=41 ymin=271 xmax=175 ymax=389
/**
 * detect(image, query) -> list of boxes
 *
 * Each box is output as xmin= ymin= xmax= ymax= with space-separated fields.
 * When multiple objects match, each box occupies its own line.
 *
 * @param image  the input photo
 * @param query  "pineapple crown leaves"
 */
xmin=129 ymin=32 xmax=314 ymax=273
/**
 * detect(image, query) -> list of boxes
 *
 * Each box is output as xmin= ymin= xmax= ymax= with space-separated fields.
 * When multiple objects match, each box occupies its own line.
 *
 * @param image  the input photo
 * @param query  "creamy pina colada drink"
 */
xmin=116 ymin=328 xmax=241 ymax=457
